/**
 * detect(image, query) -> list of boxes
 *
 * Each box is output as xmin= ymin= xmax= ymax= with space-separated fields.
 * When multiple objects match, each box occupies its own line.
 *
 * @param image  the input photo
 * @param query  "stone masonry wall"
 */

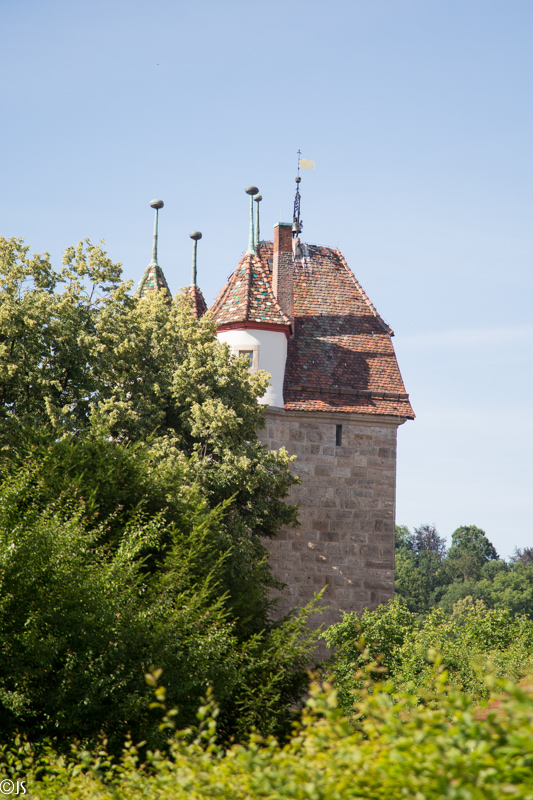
xmin=259 ymin=407 xmax=402 ymax=632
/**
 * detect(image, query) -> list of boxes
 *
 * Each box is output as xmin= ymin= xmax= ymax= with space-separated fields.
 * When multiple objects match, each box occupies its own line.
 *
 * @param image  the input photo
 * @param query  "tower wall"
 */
xmin=217 ymin=328 xmax=288 ymax=407
xmin=259 ymin=407 xmax=402 ymax=630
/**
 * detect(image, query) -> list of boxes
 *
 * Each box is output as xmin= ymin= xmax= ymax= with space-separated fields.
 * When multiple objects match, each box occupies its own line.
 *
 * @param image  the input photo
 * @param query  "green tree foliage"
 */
xmin=446 ymin=524 xmax=499 ymax=581
xmin=396 ymin=521 xmax=533 ymax=619
xmin=394 ymin=524 xmax=448 ymax=613
xmin=472 ymin=563 xmax=533 ymax=619
xmin=6 ymin=678 xmax=533 ymax=799
xmin=0 ymin=236 xmax=298 ymax=635
xmin=0 ymin=238 xmax=319 ymax=748
xmin=0 ymin=463 xmax=235 ymax=750
xmin=324 ymin=597 xmax=533 ymax=715
xmin=323 ymin=599 xmax=417 ymax=713
xmin=0 ymin=458 xmax=319 ymax=751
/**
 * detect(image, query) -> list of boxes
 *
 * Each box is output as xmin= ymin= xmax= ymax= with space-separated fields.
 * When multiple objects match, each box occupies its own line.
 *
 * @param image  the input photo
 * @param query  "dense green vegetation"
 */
xmin=324 ymin=523 xmax=533 ymax=717
xmin=395 ymin=522 xmax=533 ymax=617
xmin=324 ymin=597 xmax=533 ymax=715
xmin=3 ymin=677 xmax=533 ymax=799
xmin=0 ymin=237 xmax=319 ymax=751
xmin=3 ymin=235 xmax=533 ymax=795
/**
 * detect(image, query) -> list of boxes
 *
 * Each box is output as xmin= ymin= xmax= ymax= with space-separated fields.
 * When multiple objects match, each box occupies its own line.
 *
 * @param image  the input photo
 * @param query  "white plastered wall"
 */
xmin=217 ymin=328 xmax=287 ymax=408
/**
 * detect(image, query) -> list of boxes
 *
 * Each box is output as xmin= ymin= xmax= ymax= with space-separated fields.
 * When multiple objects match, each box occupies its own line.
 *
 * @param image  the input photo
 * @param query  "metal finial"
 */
xmin=293 ymin=175 xmax=302 ymax=238
xmin=149 ymin=199 xmax=164 ymax=264
xmin=190 ymin=231 xmax=202 ymax=286
xmin=254 ymin=194 xmax=262 ymax=248
xmin=245 ymin=186 xmax=259 ymax=254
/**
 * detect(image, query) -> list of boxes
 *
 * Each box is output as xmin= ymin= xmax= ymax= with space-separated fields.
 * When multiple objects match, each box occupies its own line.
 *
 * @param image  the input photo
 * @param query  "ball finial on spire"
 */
xmin=149 ymin=199 xmax=164 ymax=265
xmin=245 ymin=186 xmax=259 ymax=254
xmin=190 ymin=231 xmax=202 ymax=286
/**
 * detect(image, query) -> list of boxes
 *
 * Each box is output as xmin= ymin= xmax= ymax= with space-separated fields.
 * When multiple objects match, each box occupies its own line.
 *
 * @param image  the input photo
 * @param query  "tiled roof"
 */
xmin=210 ymin=241 xmax=414 ymax=419
xmin=134 ymin=263 xmax=171 ymax=299
xmin=182 ymin=285 xmax=208 ymax=318
xmin=285 ymin=244 xmax=413 ymax=418
xmin=210 ymin=248 xmax=290 ymax=328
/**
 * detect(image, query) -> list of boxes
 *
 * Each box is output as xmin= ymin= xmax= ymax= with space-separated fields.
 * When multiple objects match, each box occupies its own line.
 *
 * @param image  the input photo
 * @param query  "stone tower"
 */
xmin=135 ymin=190 xmax=415 ymax=629
xmin=210 ymin=203 xmax=414 ymax=629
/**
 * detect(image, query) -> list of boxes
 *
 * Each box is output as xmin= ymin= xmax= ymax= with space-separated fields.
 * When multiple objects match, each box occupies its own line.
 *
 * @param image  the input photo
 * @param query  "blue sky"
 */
xmin=2 ymin=0 xmax=532 ymax=557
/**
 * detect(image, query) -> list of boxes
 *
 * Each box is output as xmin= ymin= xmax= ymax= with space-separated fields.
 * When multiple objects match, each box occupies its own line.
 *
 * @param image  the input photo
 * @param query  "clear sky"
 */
xmin=2 ymin=0 xmax=532 ymax=558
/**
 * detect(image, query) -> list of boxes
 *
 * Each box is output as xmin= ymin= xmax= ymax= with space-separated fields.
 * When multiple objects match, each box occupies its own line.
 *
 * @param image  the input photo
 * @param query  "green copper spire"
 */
xmin=134 ymin=198 xmax=171 ymax=300
xmin=245 ymin=185 xmax=259 ymax=254
xmin=149 ymin=198 xmax=164 ymax=265
xmin=254 ymin=194 xmax=262 ymax=248
xmin=190 ymin=231 xmax=202 ymax=286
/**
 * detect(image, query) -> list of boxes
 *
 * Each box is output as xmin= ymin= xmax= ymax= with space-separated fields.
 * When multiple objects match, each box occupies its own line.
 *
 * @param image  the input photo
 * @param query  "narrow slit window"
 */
xmin=335 ymin=424 xmax=342 ymax=447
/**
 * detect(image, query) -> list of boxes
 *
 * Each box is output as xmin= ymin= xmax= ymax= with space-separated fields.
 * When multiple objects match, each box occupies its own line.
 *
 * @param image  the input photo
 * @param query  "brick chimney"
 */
xmin=272 ymin=222 xmax=294 ymax=322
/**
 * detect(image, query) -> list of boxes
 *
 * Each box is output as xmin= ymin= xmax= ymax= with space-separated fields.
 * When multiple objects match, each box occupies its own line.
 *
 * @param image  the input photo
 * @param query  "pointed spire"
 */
xmin=245 ymin=185 xmax=259 ymax=254
xmin=190 ymin=231 xmax=202 ymax=286
xmin=254 ymin=194 xmax=262 ymax=248
xmin=149 ymin=198 xmax=164 ymax=265
xmin=134 ymin=198 xmax=171 ymax=299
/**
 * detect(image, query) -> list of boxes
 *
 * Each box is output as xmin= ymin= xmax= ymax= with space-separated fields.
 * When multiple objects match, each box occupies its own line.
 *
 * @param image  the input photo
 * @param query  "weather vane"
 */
xmin=293 ymin=150 xmax=303 ymax=238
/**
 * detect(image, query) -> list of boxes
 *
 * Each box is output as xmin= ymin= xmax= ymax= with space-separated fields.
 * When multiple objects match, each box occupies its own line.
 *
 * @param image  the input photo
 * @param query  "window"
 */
xmin=335 ymin=424 xmax=342 ymax=447
xmin=239 ymin=350 xmax=254 ymax=367
xmin=233 ymin=344 xmax=259 ymax=370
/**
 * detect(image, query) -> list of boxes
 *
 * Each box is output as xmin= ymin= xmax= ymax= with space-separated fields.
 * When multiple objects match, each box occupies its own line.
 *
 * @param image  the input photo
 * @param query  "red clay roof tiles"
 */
xmin=182 ymin=285 xmax=208 ymax=318
xmin=134 ymin=263 xmax=171 ymax=299
xmin=210 ymin=249 xmax=291 ymax=327
xmin=210 ymin=240 xmax=414 ymax=419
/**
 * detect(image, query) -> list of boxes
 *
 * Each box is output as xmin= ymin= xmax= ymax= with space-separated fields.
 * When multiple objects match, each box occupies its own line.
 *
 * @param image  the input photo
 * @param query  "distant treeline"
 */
xmin=395 ymin=522 xmax=533 ymax=617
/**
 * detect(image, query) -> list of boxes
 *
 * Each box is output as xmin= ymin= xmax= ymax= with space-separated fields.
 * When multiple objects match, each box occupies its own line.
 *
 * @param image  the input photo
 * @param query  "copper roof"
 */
xmin=134 ymin=263 xmax=171 ymax=299
xmin=210 ymin=248 xmax=290 ymax=328
xmin=209 ymin=241 xmax=414 ymax=419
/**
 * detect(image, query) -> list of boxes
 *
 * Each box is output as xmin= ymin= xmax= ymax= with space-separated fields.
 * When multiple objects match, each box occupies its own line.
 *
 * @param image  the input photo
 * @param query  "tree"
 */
xmin=325 ymin=597 xmax=533 ymax=715
xmin=411 ymin=524 xmax=447 ymax=558
xmin=0 ymin=238 xmax=320 ymax=748
xmin=0 ymin=237 xmax=299 ymax=636
xmin=511 ymin=547 xmax=533 ymax=567
xmin=447 ymin=525 xmax=499 ymax=582
xmin=475 ymin=563 xmax=533 ymax=619
xmin=394 ymin=525 xmax=448 ymax=613
xmin=0 ymin=452 xmax=319 ymax=751
xmin=0 ymin=461 xmax=237 ymax=750
xmin=323 ymin=599 xmax=418 ymax=713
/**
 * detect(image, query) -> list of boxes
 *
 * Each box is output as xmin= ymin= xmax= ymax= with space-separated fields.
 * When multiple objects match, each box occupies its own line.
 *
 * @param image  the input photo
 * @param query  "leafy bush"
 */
xmin=324 ymin=597 xmax=533 ymax=715
xmin=4 ymin=677 xmax=533 ymax=799
xmin=0 ymin=463 xmax=319 ymax=751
